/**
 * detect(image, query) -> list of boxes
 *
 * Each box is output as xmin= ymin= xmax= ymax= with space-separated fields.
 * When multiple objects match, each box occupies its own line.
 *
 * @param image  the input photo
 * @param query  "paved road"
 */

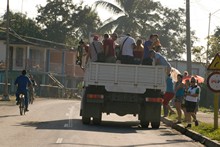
xmin=0 ymin=98 xmax=204 ymax=147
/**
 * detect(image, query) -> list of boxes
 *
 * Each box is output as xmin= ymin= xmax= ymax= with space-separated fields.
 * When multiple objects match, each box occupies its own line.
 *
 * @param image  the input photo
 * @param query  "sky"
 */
xmin=0 ymin=0 xmax=220 ymax=47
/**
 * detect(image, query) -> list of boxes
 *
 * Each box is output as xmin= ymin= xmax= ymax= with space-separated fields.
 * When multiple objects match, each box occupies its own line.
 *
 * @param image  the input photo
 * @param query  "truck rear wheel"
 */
xmin=82 ymin=116 xmax=91 ymax=124
xmin=140 ymin=121 xmax=149 ymax=128
xmin=93 ymin=112 xmax=102 ymax=125
xmin=151 ymin=122 xmax=160 ymax=129
xmin=93 ymin=117 xmax=101 ymax=125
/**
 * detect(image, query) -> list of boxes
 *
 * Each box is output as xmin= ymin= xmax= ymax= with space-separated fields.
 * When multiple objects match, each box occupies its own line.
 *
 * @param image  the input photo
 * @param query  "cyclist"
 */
xmin=28 ymin=74 xmax=37 ymax=102
xmin=14 ymin=70 xmax=32 ymax=111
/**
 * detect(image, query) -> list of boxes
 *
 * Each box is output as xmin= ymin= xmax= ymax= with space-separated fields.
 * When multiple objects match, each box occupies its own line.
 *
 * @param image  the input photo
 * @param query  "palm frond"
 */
xmin=94 ymin=1 xmax=124 ymax=14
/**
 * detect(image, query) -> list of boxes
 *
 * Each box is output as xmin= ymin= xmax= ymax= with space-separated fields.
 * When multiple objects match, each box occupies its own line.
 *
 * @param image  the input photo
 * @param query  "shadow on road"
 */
xmin=50 ymin=139 xmax=194 ymax=147
xmin=0 ymin=114 xmax=20 ymax=118
xmin=19 ymin=119 xmax=168 ymax=134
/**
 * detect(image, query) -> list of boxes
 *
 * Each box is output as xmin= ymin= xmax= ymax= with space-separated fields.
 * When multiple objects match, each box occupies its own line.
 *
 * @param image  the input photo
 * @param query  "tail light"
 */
xmin=145 ymin=97 xmax=163 ymax=103
xmin=87 ymin=94 xmax=104 ymax=99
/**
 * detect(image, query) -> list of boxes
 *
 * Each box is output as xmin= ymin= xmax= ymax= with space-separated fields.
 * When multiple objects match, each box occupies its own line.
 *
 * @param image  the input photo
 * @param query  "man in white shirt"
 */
xmin=119 ymin=34 xmax=136 ymax=64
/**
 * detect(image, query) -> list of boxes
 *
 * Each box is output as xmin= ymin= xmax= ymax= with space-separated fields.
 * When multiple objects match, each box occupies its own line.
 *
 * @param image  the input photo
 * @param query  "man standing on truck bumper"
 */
xmin=163 ymin=74 xmax=175 ymax=117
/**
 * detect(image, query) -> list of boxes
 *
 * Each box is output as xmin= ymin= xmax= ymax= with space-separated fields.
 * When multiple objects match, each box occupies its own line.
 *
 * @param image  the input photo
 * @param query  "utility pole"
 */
xmin=2 ymin=0 xmax=10 ymax=101
xmin=206 ymin=9 xmax=220 ymax=64
xmin=186 ymin=0 xmax=192 ymax=75
xmin=206 ymin=13 xmax=211 ymax=65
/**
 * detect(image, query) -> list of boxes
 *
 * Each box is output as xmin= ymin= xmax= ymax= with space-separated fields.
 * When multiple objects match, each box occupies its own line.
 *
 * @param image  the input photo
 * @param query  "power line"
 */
xmin=0 ymin=27 xmax=73 ymax=50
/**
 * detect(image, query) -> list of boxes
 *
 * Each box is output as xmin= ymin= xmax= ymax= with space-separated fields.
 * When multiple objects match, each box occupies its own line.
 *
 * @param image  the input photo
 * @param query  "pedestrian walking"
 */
xmin=185 ymin=77 xmax=200 ymax=128
xmin=174 ymin=74 xmax=185 ymax=123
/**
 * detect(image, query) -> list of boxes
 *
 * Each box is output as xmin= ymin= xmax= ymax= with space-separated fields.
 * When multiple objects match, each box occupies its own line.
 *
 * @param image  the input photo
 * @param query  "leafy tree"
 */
xmin=71 ymin=4 xmax=102 ymax=39
xmin=192 ymin=46 xmax=206 ymax=62
xmin=0 ymin=11 xmax=43 ymax=39
xmin=214 ymin=27 xmax=220 ymax=36
xmin=94 ymin=0 xmax=196 ymax=60
xmin=192 ymin=27 xmax=220 ymax=63
xmin=36 ymin=0 xmax=76 ymax=43
xmin=208 ymin=27 xmax=220 ymax=61
xmin=36 ymin=0 xmax=102 ymax=45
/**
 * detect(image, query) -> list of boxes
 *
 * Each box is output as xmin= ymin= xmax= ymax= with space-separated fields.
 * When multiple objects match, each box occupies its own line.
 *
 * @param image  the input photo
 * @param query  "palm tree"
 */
xmin=94 ymin=0 xmax=162 ymax=37
xmin=94 ymin=0 xmax=194 ymax=61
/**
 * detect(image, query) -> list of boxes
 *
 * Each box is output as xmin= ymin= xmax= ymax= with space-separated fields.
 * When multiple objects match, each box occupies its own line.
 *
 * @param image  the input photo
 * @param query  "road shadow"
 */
xmin=51 ymin=139 xmax=194 ymax=147
xmin=0 ymin=102 xmax=16 ymax=107
xmin=19 ymin=119 xmax=167 ymax=134
xmin=0 ymin=114 xmax=20 ymax=118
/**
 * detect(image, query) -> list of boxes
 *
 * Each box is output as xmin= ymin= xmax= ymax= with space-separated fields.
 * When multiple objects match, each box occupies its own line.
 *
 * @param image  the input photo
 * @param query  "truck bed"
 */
xmin=84 ymin=62 xmax=167 ymax=94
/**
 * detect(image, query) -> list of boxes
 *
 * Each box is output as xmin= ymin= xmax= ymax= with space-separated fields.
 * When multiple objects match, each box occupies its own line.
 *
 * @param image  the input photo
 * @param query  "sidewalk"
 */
xmin=196 ymin=111 xmax=220 ymax=125
xmin=161 ymin=111 xmax=220 ymax=147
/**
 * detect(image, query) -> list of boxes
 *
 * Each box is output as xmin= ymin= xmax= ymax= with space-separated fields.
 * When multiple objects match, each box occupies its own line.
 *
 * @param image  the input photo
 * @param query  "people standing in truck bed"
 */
xmin=103 ymin=33 xmax=118 ymax=63
xmin=142 ymin=34 xmax=158 ymax=65
xmin=119 ymin=34 xmax=136 ymax=64
xmin=152 ymin=34 xmax=161 ymax=50
xmin=86 ymin=35 xmax=103 ymax=64
xmin=133 ymin=39 xmax=144 ymax=64
xmin=148 ymin=49 xmax=171 ymax=75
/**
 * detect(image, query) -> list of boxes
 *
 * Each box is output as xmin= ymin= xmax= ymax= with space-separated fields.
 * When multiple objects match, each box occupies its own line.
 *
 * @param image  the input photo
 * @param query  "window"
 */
xmin=29 ymin=48 xmax=45 ymax=71
xmin=15 ymin=47 xmax=23 ymax=67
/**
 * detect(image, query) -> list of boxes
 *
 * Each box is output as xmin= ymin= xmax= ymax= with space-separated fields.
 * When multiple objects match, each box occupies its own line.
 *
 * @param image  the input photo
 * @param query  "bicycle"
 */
xmin=29 ymin=89 xmax=34 ymax=104
xmin=18 ymin=93 xmax=26 ymax=115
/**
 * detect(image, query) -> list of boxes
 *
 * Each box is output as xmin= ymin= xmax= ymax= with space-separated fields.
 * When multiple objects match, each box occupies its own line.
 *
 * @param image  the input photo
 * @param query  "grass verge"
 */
xmin=190 ymin=122 xmax=220 ymax=142
xmin=164 ymin=108 xmax=220 ymax=143
xmin=199 ymin=107 xmax=214 ymax=113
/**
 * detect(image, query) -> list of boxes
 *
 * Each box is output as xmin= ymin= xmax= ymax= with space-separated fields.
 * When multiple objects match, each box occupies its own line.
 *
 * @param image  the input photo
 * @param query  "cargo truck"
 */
xmin=80 ymin=62 xmax=166 ymax=128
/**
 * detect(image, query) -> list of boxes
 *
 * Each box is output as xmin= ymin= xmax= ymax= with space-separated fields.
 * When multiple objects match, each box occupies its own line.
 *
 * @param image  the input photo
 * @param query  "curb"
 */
xmin=161 ymin=117 xmax=220 ymax=147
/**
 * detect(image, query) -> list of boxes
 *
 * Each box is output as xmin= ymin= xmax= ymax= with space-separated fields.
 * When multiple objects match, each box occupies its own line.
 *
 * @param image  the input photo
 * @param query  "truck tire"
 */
xmin=93 ymin=112 xmax=102 ymax=125
xmin=82 ymin=116 xmax=91 ymax=124
xmin=151 ymin=122 xmax=160 ymax=129
xmin=140 ymin=121 xmax=149 ymax=128
xmin=93 ymin=117 xmax=101 ymax=125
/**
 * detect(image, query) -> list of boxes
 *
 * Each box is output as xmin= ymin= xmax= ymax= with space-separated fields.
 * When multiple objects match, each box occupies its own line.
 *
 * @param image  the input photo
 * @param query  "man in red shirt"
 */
xmin=103 ymin=33 xmax=118 ymax=63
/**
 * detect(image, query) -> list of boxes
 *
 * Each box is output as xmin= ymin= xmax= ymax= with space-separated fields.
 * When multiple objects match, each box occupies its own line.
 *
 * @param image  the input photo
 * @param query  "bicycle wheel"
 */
xmin=29 ymin=91 xmax=34 ymax=104
xmin=19 ymin=99 xmax=24 ymax=115
xmin=23 ymin=104 xmax=26 ymax=115
xmin=30 ymin=95 xmax=34 ymax=104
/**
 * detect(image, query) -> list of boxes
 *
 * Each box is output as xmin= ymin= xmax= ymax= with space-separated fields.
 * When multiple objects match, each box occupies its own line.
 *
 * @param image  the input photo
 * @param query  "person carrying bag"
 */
xmin=86 ymin=35 xmax=105 ymax=64
xmin=117 ymin=36 xmax=128 ymax=61
xmin=93 ymin=42 xmax=105 ymax=62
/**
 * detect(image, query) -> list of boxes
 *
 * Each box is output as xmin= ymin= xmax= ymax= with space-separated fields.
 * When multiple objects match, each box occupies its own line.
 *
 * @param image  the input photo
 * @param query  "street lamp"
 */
xmin=206 ymin=9 xmax=220 ymax=64
xmin=2 ymin=0 xmax=10 ymax=101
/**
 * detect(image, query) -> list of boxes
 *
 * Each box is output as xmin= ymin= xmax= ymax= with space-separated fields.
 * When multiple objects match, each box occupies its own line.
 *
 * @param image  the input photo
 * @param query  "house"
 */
xmin=170 ymin=60 xmax=206 ymax=78
xmin=0 ymin=30 xmax=85 ymax=97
